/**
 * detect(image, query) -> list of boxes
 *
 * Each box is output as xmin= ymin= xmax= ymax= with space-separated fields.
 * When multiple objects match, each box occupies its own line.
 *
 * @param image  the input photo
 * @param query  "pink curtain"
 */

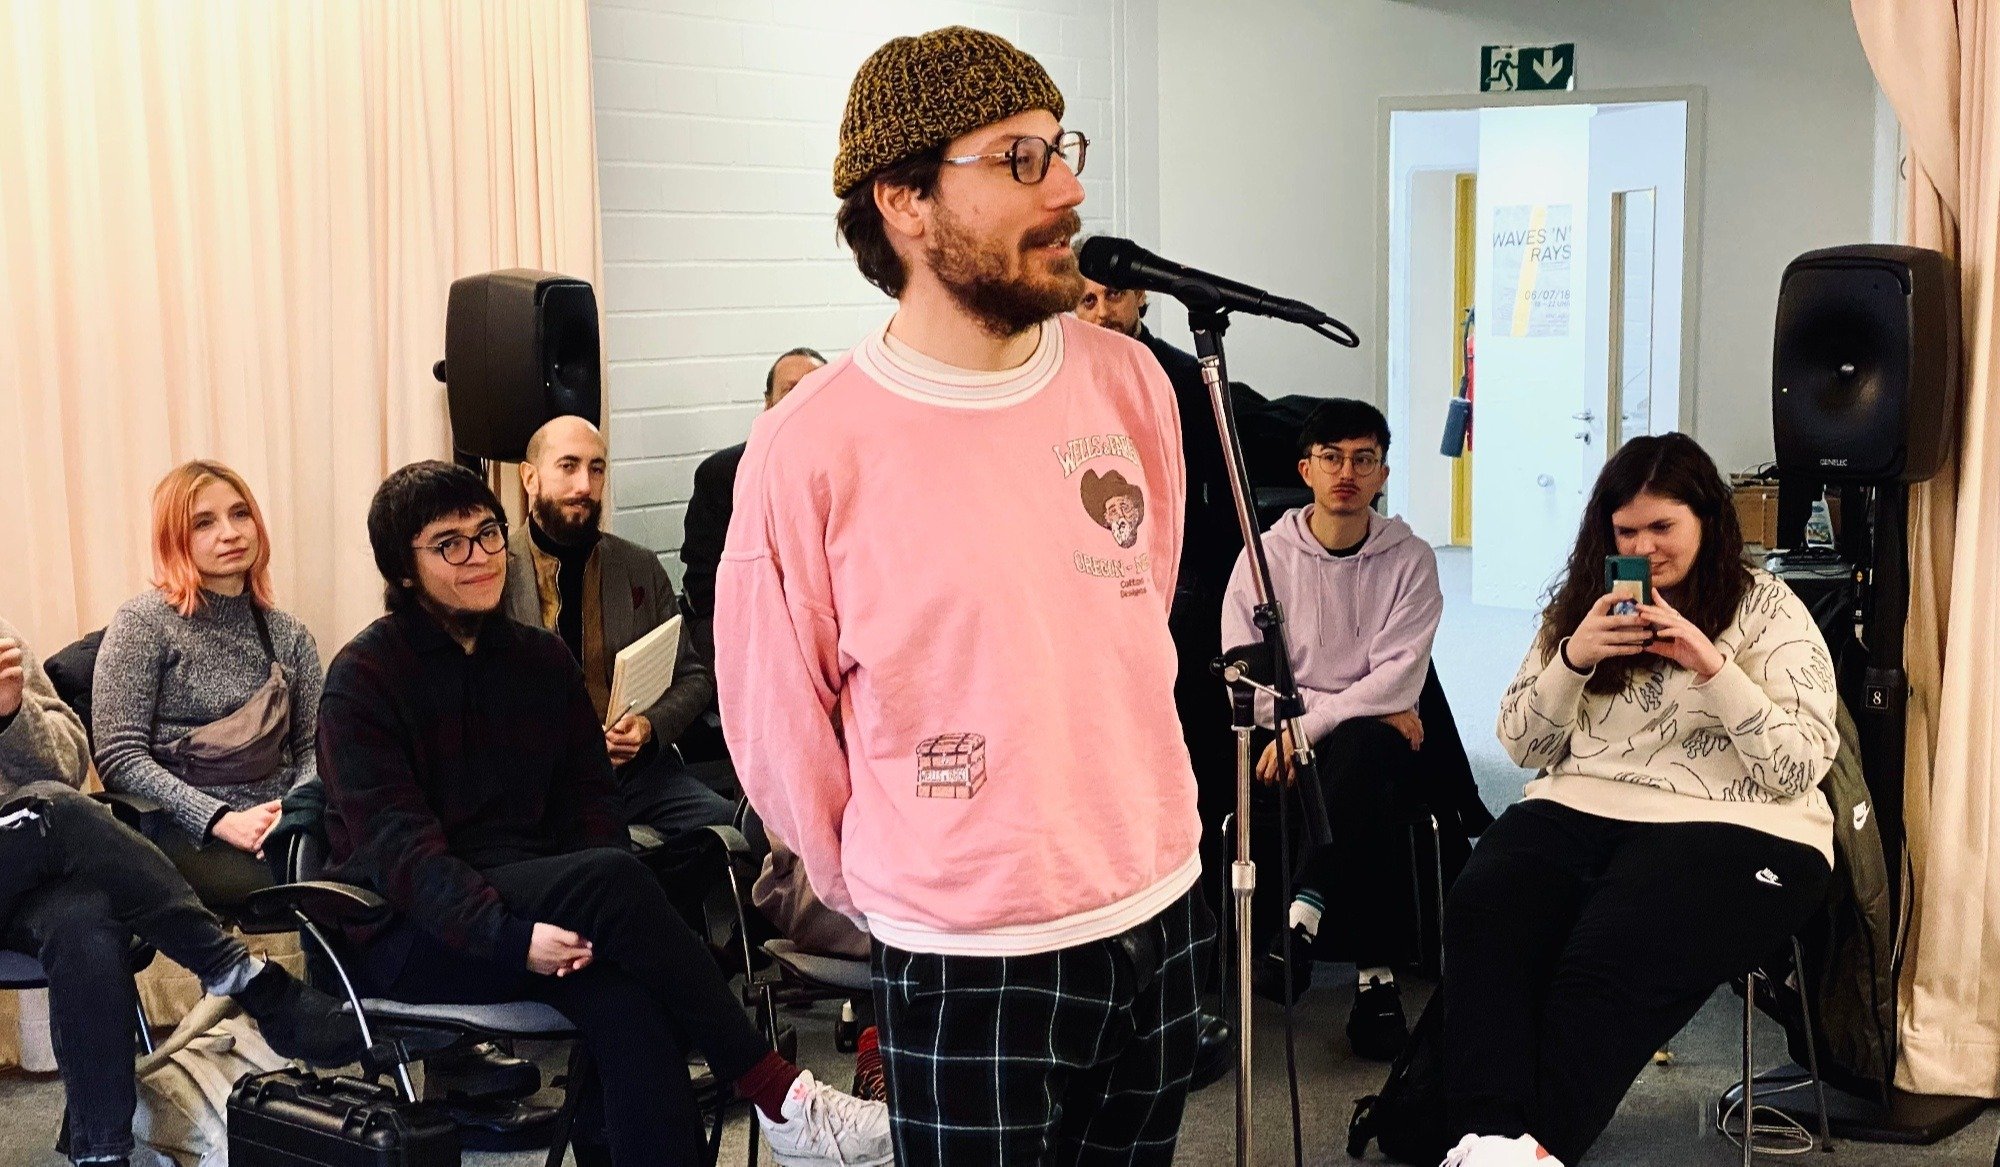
xmin=0 ymin=0 xmax=602 ymax=655
xmin=1852 ymin=0 xmax=2000 ymax=1098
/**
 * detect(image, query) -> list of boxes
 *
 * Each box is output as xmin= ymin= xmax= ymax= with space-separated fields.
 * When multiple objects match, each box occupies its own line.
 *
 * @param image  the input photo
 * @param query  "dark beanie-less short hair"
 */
xmin=1298 ymin=398 xmax=1392 ymax=459
xmin=366 ymin=460 xmax=503 ymax=612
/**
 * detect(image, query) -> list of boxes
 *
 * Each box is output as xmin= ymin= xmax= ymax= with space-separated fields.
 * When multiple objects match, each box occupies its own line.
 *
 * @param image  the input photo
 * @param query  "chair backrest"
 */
xmin=43 ymin=629 xmax=105 ymax=743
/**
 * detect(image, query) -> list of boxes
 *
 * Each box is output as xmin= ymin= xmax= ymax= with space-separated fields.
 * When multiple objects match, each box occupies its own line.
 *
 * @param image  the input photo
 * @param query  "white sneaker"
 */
xmin=1439 ymin=1132 xmax=1564 ymax=1167
xmin=757 ymin=1068 xmax=894 ymax=1166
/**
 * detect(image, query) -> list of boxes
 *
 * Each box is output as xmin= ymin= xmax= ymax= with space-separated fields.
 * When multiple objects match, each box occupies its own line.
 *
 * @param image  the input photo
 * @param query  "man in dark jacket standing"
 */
xmin=1075 ymin=270 xmax=1262 ymax=1090
xmin=679 ymin=347 xmax=826 ymax=643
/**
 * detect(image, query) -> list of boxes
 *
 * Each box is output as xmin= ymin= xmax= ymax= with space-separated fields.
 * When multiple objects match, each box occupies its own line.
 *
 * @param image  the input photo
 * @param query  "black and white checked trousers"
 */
xmin=871 ymin=885 xmax=1215 ymax=1166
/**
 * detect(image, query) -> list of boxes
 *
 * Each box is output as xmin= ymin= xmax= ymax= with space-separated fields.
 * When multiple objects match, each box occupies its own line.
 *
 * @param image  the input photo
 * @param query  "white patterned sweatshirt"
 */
xmin=1497 ymin=569 xmax=1838 ymax=862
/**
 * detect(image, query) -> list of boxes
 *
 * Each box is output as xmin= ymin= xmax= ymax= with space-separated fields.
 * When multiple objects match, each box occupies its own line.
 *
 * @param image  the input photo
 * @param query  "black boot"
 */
xmin=232 ymin=962 xmax=365 ymax=1067
xmin=1252 ymin=925 xmax=1315 ymax=1005
xmin=1188 ymin=1013 xmax=1234 ymax=1091
xmin=1346 ymin=976 xmax=1408 ymax=1061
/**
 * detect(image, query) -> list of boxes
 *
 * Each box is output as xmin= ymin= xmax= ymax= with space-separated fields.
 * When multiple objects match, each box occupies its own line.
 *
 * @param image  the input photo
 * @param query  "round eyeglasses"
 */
xmin=415 ymin=520 xmax=508 ymax=566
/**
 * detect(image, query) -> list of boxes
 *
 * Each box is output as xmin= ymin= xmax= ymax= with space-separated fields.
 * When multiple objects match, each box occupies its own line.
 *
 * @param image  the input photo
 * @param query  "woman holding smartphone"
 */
xmin=94 ymin=461 xmax=323 ymax=910
xmin=1438 ymin=434 xmax=1838 ymax=1167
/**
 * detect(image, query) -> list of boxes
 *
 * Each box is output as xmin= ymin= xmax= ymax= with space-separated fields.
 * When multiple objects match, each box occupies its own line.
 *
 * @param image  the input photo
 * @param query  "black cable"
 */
xmin=1275 ymin=751 xmax=1307 ymax=1167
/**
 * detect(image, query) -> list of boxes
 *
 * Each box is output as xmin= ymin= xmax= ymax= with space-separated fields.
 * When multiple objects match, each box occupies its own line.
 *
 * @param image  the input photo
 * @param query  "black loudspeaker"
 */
xmin=1772 ymin=245 xmax=1958 ymax=483
xmin=438 ymin=269 xmax=601 ymax=462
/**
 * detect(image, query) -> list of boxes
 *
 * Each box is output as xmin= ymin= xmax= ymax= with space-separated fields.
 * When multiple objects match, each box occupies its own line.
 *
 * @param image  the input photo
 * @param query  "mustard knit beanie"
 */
xmin=834 ymin=26 xmax=1065 ymax=197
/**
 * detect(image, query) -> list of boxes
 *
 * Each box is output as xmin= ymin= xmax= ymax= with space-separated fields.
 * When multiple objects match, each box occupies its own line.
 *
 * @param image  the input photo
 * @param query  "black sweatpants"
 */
xmin=0 ymin=782 xmax=250 ymax=1163
xmin=871 ymin=885 xmax=1214 ymax=1167
xmin=1442 ymin=801 xmax=1830 ymax=1164
xmin=358 ymin=847 xmax=771 ymax=1167
xmin=1292 ymin=716 xmax=1424 ymax=968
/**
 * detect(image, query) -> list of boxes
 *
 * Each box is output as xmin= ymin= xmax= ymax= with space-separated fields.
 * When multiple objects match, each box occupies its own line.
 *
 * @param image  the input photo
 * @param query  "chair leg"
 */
xmin=1790 ymin=936 xmax=1833 ymax=1151
xmin=705 ymin=1075 xmax=728 ymax=1167
xmin=1741 ymin=970 xmax=1757 ymax=1167
xmin=134 ymin=1000 xmax=156 ymax=1055
xmin=1427 ymin=815 xmax=1446 ymax=976
xmin=1405 ymin=822 xmax=1425 ymax=966
xmin=545 ymin=1042 xmax=591 ymax=1167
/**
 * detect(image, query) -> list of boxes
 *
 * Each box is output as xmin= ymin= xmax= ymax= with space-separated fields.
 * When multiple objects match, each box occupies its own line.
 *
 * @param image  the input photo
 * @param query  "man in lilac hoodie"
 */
xmin=1221 ymin=398 xmax=1443 ymax=1060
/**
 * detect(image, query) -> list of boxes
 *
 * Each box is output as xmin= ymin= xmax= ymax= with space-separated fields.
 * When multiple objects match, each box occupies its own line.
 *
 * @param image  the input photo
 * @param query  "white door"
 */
xmin=1471 ymin=102 xmax=1688 ymax=610
xmin=1470 ymin=105 xmax=1594 ymax=609
xmin=1583 ymin=102 xmax=1688 ymax=454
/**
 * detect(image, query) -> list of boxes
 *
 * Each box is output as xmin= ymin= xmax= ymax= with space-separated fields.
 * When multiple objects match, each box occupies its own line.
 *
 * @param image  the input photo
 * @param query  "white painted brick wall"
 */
xmin=591 ymin=0 xmax=1150 ymax=576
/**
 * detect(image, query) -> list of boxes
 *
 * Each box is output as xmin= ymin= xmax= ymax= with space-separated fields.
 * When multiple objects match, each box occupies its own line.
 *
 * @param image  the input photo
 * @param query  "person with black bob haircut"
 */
xmin=1438 ymin=433 xmax=1838 ymax=1167
xmin=319 ymin=460 xmax=890 ymax=1167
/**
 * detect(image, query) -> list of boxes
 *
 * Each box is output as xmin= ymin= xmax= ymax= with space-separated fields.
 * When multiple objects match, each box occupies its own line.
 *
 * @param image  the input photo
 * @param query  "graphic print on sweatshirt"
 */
xmin=915 ymin=733 xmax=987 ymax=800
xmin=1054 ymin=433 xmax=1152 ymax=599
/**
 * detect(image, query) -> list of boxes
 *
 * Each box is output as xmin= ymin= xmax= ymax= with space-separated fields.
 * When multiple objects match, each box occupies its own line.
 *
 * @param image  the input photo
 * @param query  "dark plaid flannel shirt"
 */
xmin=317 ymin=607 xmax=625 ymax=973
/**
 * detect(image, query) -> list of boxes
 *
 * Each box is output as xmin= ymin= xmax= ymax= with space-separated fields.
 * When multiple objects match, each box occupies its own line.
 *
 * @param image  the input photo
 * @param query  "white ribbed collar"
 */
xmin=855 ymin=316 xmax=1064 ymax=410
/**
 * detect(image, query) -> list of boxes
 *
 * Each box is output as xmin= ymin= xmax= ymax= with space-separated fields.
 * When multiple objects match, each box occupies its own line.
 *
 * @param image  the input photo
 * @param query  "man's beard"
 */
xmin=925 ymin=206 xmax=1085 ymax=338
xmin=532 ymin=493 xmax=602 ymax=545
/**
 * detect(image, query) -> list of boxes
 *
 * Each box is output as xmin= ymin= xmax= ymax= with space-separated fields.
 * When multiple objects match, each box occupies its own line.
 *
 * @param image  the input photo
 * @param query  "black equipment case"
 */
xmin=228 ymin=1068 xmax=461 ymax=1166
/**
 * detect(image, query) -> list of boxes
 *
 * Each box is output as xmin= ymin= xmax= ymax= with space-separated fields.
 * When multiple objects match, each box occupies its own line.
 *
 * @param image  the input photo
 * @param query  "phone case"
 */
xmin=1605 ymin=556 xmax=1650 ymax=615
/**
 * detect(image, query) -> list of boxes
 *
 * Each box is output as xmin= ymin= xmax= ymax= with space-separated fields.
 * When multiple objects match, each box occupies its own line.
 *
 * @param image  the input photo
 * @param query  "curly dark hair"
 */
xmin=835 ymin=147 xmax=945 ymax=297
xmin=1536 ymin=433 xmax=1751 ymax=694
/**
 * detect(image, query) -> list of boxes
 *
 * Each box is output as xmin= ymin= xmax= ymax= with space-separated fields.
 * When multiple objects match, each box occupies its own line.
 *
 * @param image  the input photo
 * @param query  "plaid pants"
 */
xmin=871 ymin=886 xmax=1215 ymax=1166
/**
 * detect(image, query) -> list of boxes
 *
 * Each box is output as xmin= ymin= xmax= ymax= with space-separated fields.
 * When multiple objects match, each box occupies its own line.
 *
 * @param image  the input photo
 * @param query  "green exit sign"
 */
xmin=1481 ymin=43 xmax=1577 ymax=92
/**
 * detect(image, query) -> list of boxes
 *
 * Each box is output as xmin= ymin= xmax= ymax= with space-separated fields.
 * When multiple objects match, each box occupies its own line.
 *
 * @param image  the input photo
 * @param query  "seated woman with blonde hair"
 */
xmin=93 ymin=460 xmax=323 ymax=908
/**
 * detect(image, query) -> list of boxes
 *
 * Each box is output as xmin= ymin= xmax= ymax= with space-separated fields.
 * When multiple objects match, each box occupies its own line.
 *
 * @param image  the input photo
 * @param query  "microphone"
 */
xmin=1077 ymin=236 xmax=1358 ymax=346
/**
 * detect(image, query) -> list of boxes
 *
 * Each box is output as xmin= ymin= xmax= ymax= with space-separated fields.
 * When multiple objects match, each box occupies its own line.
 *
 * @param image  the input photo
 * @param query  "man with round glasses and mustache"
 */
xmin=716 ymin=26 xmax=1211 ymax=1165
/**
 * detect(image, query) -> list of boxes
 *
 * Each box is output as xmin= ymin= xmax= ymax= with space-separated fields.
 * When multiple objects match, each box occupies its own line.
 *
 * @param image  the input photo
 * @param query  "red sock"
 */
xmin=854 ymin=1026 xmax=886 ymax=1101
xmin=734 ymin=1050 xmax=803 ymax=1122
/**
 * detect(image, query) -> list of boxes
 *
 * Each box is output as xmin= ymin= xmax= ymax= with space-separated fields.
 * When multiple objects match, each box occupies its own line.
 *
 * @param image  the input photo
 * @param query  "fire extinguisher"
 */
xmin=1440 ymin=306 xmax=1474 ymax=457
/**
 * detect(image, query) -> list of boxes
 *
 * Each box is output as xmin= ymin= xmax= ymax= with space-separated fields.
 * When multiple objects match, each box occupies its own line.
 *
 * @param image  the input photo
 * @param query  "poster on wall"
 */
xmin=1491 ymin=203 xmax=1572 ymax=337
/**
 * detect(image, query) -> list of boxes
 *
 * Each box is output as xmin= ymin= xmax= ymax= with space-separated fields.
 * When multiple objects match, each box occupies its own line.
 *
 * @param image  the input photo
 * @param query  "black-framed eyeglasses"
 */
xmin=1310 ymin=450 xmax=1382 ymax=474
xmin=942 ymin=131 xmax=1089 ymax=185
xmin=415 ymin=520 xmax=508 ymax=566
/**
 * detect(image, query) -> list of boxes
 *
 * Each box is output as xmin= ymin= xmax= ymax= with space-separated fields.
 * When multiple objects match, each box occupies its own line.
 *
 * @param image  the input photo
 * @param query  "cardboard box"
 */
xmin=1732 ymin=482 xmax=1780 ymax=549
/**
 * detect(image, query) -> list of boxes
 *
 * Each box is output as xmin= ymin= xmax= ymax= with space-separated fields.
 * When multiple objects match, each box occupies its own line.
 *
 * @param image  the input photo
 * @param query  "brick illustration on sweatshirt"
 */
xmin=1053 ymin=434 xmax=1153 ymax=599
xmin=916 ymin=733 xmax=986 ymax=800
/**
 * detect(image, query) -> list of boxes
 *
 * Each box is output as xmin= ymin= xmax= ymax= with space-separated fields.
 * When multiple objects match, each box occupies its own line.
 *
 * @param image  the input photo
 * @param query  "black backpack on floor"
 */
xmin=1347 ymin=988 xmax=1450 ymax=1164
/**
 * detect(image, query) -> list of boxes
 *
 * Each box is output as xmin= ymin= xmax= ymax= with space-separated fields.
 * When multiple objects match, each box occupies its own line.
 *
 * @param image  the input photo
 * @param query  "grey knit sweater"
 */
xmin=0 ymin=616 xmax=91 ymax=798
xmin=92 ymin=589 xmax=323 ymax=840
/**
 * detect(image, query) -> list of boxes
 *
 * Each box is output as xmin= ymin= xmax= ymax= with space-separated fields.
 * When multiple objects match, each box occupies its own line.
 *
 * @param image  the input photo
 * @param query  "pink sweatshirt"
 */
xmin=715 ymin=315 xmax=1202 ymax=957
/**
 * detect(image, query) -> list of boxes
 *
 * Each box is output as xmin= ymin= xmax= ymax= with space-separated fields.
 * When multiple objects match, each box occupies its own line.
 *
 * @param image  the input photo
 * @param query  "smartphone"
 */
xmin=1605 ymin=555 xmax=1651 ymax=616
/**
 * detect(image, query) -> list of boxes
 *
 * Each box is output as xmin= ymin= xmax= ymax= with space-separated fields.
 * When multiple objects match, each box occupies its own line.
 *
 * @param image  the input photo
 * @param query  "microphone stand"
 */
xmin=1187 ymin=299 xmax=1334 ymax=1167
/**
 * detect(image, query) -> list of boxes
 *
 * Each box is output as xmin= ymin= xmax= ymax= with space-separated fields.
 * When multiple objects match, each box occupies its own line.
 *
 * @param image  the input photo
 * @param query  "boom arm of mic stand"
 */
xmin=1188 ymin=306 xmax=1332 ymax=850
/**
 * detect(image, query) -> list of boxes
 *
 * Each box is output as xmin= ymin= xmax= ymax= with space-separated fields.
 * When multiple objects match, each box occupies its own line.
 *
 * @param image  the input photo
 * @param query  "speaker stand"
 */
xmin=1720 ymin=1066 xmax=1988 ymax=1146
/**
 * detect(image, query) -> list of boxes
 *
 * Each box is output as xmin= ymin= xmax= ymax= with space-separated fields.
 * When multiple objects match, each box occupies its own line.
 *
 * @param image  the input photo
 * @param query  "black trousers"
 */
xmin=871 ymin=886 xmax=1214 ymax=1166
xmin=157 ymin=827 xmax=275 ymax=917
xmin=617 ymin=750 xmax=768 ymax=860
xmin=1441 ymin=801 xmax=1831 ymax=1164
xmin=357 ymin=847 xmax=771 ymax=1167
xmin=1292 ymin=717 xmax=1423 ymax=969
xmin=0 ymin=782 xmax=249 ymax=1163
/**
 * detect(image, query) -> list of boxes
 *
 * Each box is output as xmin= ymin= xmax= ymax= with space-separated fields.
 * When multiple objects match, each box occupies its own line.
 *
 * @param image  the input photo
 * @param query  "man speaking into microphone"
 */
xmin=716 ymin=26 xmax=1212 ymax=1165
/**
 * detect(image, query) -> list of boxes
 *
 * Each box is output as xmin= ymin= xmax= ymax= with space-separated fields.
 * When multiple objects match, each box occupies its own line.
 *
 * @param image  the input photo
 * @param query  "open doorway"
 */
xmin=1379 ymin=90 xmax=1703 ymax=803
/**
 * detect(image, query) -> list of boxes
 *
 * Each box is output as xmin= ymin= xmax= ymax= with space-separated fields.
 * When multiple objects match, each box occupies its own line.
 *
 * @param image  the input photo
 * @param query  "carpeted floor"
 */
xmin=4 ymin=546 xmax=1991 ymax=1165
xmin=3 ymin=980 xmax=1993 ymax=1164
